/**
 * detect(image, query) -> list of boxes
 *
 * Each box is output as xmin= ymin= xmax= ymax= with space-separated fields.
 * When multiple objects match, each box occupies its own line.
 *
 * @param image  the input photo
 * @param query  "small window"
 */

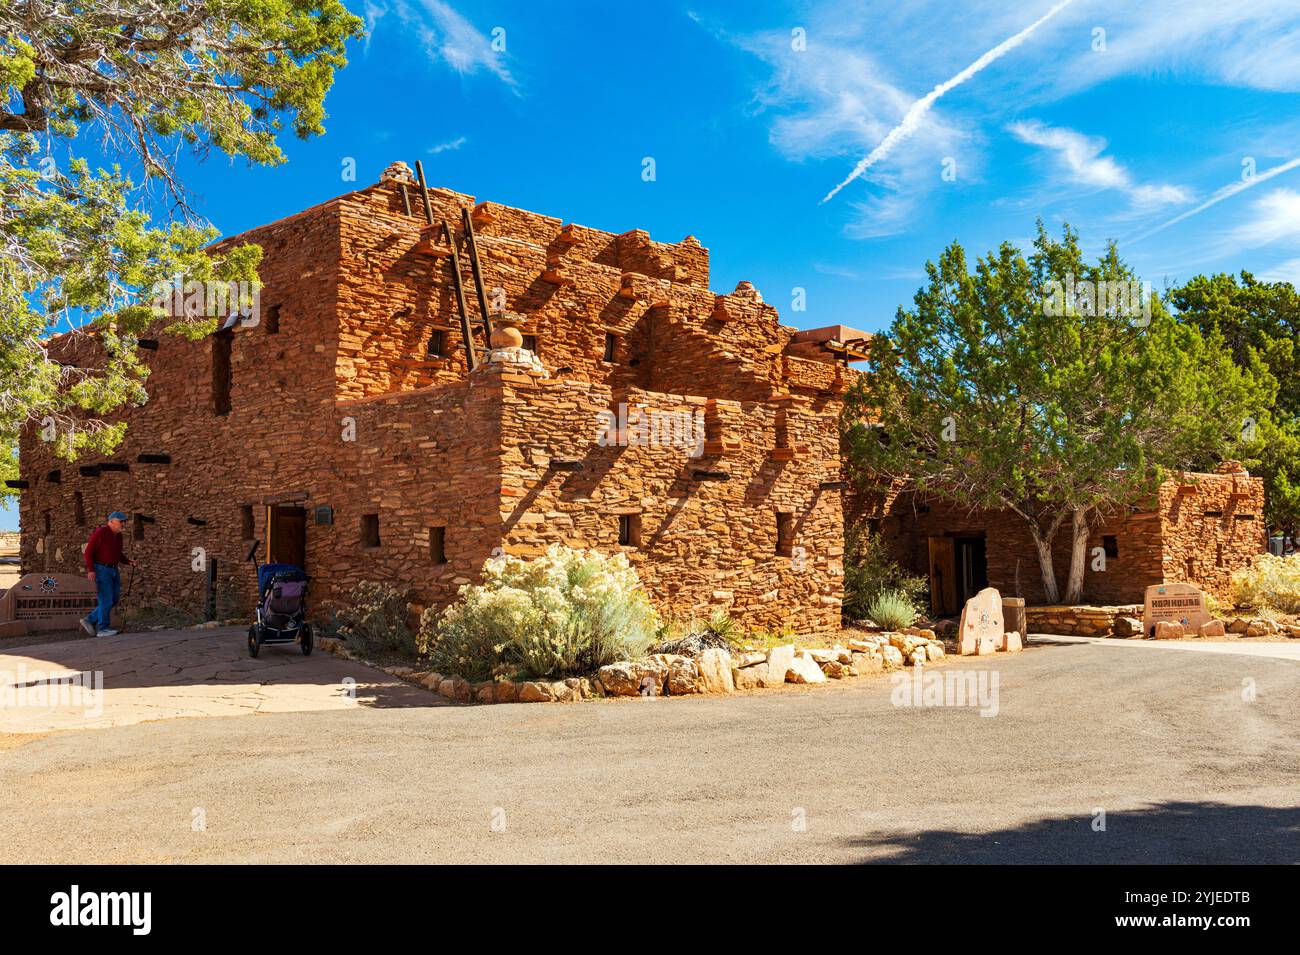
xmin=1102 ymin=535 xmax=1118 ymax=559
xmin=42 ymin=509 xmax=51 ymax=535
xmin=46 ymin=469 xmax=61 ymax=483
xmin=240 ymin=505 xmax=255 ymax=540
xmin=264 ymin=304 xmax=280 ymax=335
xmin=212 ymin=329 xmax=233 ymax=416
xmin=361 ymin=513 xmax=381 ymax=548
xmin=430 ymin=526 xmax=447 ymax=564
xmin=1216 ymin=543 xmax=1224 ymax=568
xmin=775 ymin=512 xmax=794 ymax=557
xmin=133 ymin=514 xmax=146 ymax=541
xmin=603 ymin=332 xmax=617 ymax=363
xmin=521 ymin=334 xmax=537 ymax=353
xmin=74 ymin=492 xmax=85 ymax=526
xmin=426 ymin=329 xmax=446 ymax=358
xmin=618 ymin=514 xmax=641 ymax=548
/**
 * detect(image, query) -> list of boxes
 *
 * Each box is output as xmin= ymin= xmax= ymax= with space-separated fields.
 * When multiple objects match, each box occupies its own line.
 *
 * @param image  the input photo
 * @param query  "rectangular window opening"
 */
xmin=430 ymin=526 xmax=447 ymax=564
xmin=618 ymin=513 xmax=641 ymax=548
xmin=361 ymin=513 xmax=381 ymax=548
xmin=74 ymin=492 xmax=85 ymax=526
xmin=521 ymin=334 xmax=537 ymax=353
xmin=426 ymin=329 xmax=446 ymax=358
xmin=1102 ymin=535 xmax=1119 ymax=559
xmin=776 ymin=512 xmax=794 ymax=557
xmin=212 ymin=330 xmax=233 ymax=416
xmin=240 ymin=504 xmax=255 ymax=540
xmin=132 ymin=514 xmax=146 ymax=541
xmin=603 ymin=332 xmax=618 ymax=363
xmin=264 ymin=304 xmax=280 ymax=334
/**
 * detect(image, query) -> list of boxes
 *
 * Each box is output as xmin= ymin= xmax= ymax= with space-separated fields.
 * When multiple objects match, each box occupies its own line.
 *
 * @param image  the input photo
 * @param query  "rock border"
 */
xmin=316 ymin=628 xmax=952 ymax=704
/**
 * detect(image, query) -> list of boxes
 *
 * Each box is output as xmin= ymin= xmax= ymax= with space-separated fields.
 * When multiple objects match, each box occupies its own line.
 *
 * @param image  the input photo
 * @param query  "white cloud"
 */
xmin=365 ymin=1 xmax=517 ymax=91
xmin=1229 ymin=189 xmax=1300 ymax=248
xmin=821 ymin=0 xmax=1077 ymax=203
xmin=1008 ymin=120 xmax=1189 ymax=208
xmin=428 ymin=135 xmax=467 ymax=154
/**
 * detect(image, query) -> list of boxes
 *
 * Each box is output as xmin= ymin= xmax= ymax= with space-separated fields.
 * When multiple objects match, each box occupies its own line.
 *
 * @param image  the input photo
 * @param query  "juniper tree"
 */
xmin=844 ymin=223 xmax=1273 ymax=605
xmin=0 ymin=0 xmax=364 ymax=484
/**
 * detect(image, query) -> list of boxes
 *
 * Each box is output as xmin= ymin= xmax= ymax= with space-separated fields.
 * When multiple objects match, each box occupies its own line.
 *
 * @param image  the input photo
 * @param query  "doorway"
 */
xmin=953 ymin=536 xmax=988 ymax=605
xmin=267 ymin=505 xmax=307 ymax=570
xmin=928 ymin=533 xmax=988 ymax=615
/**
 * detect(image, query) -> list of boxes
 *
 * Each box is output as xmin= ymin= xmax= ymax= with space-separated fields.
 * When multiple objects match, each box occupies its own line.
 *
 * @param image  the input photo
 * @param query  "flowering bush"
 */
xmin=335 ymin=581 xmax=415 ymax=656
xmin=418 ymin=545 xmax=660 ymax=680
xmin=1231 ymin=554 xmax=1300 ymax=614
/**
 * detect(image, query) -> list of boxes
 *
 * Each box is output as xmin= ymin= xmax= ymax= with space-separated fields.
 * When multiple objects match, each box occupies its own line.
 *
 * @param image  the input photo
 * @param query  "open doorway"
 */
xmin=928 ymin=533 xmax=988 ymax=615
xmin=267 ymin=505 xmax=306 ymax=570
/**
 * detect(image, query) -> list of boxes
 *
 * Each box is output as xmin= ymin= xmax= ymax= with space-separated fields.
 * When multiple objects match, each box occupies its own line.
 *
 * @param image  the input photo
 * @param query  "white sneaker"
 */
xmin=98 ymin=628 xmax=119 ymax=637
xmin=80 ymin=618 xmax=96 ymax=637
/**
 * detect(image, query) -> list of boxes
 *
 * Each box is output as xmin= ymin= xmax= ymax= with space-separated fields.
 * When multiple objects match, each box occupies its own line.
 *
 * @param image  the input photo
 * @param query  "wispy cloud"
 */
xmin=1008 ymin=120 xmax=1189 ymax=207
xmin=364 ymin=0 xmax=517 ymax=92
xmin=428 ymin=135 xmax=468 ymax=154
xmin=820 ymin=0 xmax=1076 ymax=203
xmin=1130 ymin=156 xmax=1300 ymax=244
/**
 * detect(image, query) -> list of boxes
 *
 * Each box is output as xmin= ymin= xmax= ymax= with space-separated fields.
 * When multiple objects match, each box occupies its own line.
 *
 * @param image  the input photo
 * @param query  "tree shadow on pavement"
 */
xmin=847 ymin=801 xmax=1300 ymax=863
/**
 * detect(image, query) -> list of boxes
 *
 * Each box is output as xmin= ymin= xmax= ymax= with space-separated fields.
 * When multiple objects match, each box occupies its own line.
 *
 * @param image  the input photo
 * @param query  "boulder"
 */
xmin=851 ymin=651 xmax=883 ymax=674
xmin=494 ymin=680 xmax=519 ymax=703
xmin=1198 ymin=619 xmax=1227 ymax=638
xmin=734 ymin=651 xmax=767 ymax=668
xmin=1226 ymin=617 xmax=1251 ymax=634
xmin=552 ymin=680 xmax=579 ymax=702
xmin=421 ymin=672 xmax=445 ymax=690
xmin=820 ymin=660 xmax=850 ymax=679
xmin=1001 ymin=631 xmax=1023 ymax=653
xmin=889 ymin=632 xmax=924 ymax=656
xmin=847 ymin=638 xmax=876 ymax=653
xmin=473 ymin=680 xmax=496 ymax=703
xmin=879 ymin=645 xmax=905 ymax=669
xmin=805 ymin=647 xmax=838 ymax=664
xmin=761 ymin=645 xmax=796 ymax=687
xmin=906 ymin=648 xmax=926 ymax=667
xmin=440 ymin=677 xmax=471 ymax=702
xmin=667 ymin=657 xmax=703 ymax=695
xmin=925 ymin=643 xmax=946 ymax=661
xmin=696 ymin=648 xmax=735 ymax=694
xmin=1112 ymin=616 xmax=1143 ymax=638
xmin=1153 ymin=621 xmax=1185 ymax=640
xmin=518 ymin=681 xmax=555 ymax=703
xmin=732 ymin=665 xmax=764 ymax=690
xmin=786 ymin=653 xmax=827 ymax=684
xmin=597 ymin=659 xmax=668 ymax=696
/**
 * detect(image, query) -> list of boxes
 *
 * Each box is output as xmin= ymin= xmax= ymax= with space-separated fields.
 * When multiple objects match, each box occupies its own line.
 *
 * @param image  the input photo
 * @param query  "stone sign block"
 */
xmin=1142 ymin=583 xmax=1212 ymax=639
xmin=958 ymin=587 xmax=1004 ymax=656
xmin=0 ymin=573 xmax=98 ymax=636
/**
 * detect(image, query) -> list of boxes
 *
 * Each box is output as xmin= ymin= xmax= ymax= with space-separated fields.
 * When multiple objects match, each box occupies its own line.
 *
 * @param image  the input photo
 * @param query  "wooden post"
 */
xmin=460 ymin=206 xmax=494 ymax=343
xmin=442 ymin=220 xmax=478 ymax=371
xmin=205 ymin=557 xmax=217 ymax=622
xmin=413 ymin=160 xmax=435 ymax=225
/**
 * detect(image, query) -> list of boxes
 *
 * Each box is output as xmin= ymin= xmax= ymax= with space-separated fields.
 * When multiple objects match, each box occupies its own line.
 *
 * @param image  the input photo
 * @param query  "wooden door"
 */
xmin=928 ymin=536 xmax=958 ymax=616
xmin=267 ymin=505 xmax=306 ymax=570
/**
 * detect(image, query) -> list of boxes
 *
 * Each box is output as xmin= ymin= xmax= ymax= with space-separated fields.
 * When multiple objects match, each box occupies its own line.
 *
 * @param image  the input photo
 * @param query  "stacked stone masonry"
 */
xmin=18 ymin=167 xmax=851 ymax=635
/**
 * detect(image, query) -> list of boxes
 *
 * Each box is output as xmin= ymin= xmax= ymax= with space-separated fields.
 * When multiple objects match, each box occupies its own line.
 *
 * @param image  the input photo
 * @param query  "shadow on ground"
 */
xmin=847 ymin=801 xmax=1300 ymax=864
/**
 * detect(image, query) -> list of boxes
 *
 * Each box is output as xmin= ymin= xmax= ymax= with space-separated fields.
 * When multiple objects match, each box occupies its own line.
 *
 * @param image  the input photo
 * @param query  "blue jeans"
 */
xmin=89 ymin=564 xmax=120 ymax=630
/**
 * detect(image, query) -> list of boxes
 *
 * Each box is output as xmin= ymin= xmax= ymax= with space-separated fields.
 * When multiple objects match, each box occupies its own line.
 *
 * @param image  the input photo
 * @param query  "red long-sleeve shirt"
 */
xmin=84 ymin=525 xmax=128 ymax=572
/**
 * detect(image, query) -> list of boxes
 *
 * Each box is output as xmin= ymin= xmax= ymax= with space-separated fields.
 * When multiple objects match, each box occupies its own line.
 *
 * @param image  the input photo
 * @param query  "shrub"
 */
xmin=418 ymin=545 xmax=660 ymax=680
xmin=842 ymin=525 xmax=927 ymax=620
xmin=335 ymin=581 xmax=415 ymax=656
xmin=1231 ymin=554 xmax=1300 ymax=614
xmin=865 ymin=588 xmax=920 ymax=631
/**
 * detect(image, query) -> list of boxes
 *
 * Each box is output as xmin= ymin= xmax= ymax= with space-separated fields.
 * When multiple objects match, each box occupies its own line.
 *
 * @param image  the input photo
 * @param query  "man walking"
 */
xmin=81 ymin=511 xmax=135 ymax=638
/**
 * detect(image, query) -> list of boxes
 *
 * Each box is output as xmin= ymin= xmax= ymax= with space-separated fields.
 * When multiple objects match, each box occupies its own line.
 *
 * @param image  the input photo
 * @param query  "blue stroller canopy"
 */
xmin=258 ymin=563 xmax=307 ymax=593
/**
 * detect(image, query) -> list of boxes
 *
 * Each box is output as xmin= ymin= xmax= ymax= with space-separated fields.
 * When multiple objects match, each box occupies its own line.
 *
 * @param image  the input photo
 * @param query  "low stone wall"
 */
xmin=1025 ymin=605 xmax=1142 ymax=637
xmin=318 ymin=628 xmax=951 ymax=704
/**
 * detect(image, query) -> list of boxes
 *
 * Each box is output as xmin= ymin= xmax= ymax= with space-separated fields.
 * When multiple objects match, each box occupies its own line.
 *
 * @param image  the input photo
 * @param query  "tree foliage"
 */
xmin=1168 ymin=272 xmax=1300 ymax=543
xmin=843 ymin=223 xmax=1273 ymax=604
xmin=0 ymin=1 xmax=363 ymax=489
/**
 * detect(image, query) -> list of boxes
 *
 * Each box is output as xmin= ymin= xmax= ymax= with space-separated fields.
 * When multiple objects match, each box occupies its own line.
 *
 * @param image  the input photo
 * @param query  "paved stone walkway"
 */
xmin=0 ymin=627 xmax=437 ymax=734
xmin=1029 ymin=633 xmax=1300 ymax=660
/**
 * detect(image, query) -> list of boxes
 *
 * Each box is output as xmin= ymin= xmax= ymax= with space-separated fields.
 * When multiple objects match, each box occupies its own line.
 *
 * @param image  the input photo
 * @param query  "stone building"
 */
xmin=15 ymin=164 xmax=863 ymax=636
xmin=856 ymin=462 xmax=1266 ymax=612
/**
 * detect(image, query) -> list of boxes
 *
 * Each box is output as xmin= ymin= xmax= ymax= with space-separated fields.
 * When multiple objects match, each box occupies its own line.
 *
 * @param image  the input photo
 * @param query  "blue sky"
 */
xmin=7 ymin=0 xmax=1300 ymax=531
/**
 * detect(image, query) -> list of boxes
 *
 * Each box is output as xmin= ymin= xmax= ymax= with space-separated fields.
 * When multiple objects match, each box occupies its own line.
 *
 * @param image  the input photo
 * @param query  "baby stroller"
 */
xmin=245 ymin=541 xmax=313 ymax=658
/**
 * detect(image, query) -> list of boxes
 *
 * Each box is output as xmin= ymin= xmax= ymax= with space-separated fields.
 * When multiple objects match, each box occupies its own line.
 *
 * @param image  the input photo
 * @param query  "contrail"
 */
xmin=1128 ymin=155 xmax=1300 ymax=245
xmin=820 ymin=0 xmax=1076 ymax=204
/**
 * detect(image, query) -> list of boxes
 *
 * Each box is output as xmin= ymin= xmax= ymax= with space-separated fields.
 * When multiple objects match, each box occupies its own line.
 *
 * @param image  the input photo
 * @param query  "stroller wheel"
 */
xmin=248 ymin=625 xmax=261 ymax=659
xmin=300 ymin=623 xmax=314 ymax=656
